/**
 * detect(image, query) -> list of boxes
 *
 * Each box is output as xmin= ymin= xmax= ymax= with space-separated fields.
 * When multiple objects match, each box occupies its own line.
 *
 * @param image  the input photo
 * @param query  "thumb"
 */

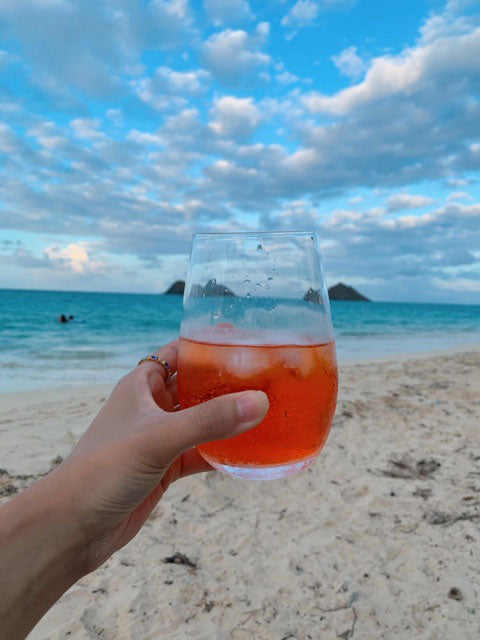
xmin=160 ymin=391 xmax=269 ymax=460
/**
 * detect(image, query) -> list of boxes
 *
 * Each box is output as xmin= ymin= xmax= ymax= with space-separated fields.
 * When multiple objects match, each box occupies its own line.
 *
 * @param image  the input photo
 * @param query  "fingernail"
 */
xmin=236 ymin=391 xmax=269 ymax=426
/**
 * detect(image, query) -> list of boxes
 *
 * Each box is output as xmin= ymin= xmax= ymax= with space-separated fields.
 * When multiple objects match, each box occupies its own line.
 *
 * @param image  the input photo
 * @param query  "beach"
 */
xmin=1 ymin=348 xmax=480 ymax=639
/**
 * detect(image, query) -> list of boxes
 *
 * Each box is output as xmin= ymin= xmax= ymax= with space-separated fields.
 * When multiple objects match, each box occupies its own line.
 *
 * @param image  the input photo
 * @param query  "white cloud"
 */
xmin=332 ymin=46 xmax=367 ymax=79
xmin=154 ymin=67 xmax=209 ymax=94
xmin=0 ymin=0 xmax=196 ymax=98
xmin=204 ymin=0 xmax=254 ymax=25
xmin=1 ymin=0 xmax=479 ymax=302
xmin=27 ymin=121 xmax=67 ymax=150
xmin=0 ymin=123 xmax=17 ymax=153
xmin=209 ymin=96 xmax=261 ymax=139
xmin=70 ymin=118 xmax=107 ymax=143
xmin=201 ymin=25 xmax=270 ymax=83
xmin=304 ymin=27 xmax=480 ymax=115
xmin=0 ymin=100 xmax=22 ymax=114
xmin=133 ymin=67 xmax=210 ymax=110
xmin=419 ymin=0 xmax=477 ymax=44
xmin=44 ymin=242 xmax=104 ymax=274
xmin=432 ymin=276 xmax=480 ymax=293
xmin=276 ymin=70 xmax=299 ymax=85
xmin=260 ymin=201 xmax=480 ymax=302
xmin=387 ymin=193 xmax=435 ymax=212
xmin=447 ymin=191 xmax=469 ymax=201
xmin=281 ymin=1 xmax=319 ymax=28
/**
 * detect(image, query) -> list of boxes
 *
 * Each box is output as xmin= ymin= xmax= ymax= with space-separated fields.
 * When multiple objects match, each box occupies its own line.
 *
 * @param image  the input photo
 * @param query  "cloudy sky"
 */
xmin=0 ymin=0 xmax=479 ymax=303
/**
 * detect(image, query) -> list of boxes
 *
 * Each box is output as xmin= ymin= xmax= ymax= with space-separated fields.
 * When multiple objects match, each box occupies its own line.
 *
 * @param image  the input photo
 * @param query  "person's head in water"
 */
xmin=58 ymin=314 xmax=68 ymax=323
xmin=68 ymin=315 xmax=74 ymax=321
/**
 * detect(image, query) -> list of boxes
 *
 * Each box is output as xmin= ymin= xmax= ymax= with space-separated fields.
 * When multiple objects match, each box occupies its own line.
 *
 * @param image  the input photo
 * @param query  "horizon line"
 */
xmin=0 ymin=286 xmax=478 ymax=307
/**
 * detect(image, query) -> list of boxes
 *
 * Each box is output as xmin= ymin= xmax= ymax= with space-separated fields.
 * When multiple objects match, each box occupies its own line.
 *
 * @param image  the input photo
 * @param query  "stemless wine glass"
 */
xmin=177 ymin=231 xmax=338 ymax=480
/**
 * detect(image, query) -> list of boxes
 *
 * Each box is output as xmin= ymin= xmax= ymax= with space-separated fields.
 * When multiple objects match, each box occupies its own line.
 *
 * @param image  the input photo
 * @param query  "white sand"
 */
xmin=1 ymin=349 xmax=480 ymax=639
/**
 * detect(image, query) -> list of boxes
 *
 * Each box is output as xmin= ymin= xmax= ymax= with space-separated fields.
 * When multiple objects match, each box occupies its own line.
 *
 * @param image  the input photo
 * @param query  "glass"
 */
xmin=177 ymin=231 xmax=338 ymax=480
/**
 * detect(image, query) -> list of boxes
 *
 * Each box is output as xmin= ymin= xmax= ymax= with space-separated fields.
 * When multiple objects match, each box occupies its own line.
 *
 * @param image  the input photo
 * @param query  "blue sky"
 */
xmin=0 ymin=0 xmax=479 ymax=303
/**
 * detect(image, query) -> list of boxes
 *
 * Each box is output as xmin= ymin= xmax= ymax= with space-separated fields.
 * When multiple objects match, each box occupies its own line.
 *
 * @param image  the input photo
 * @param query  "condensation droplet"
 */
xmin=246 ymin=292 xmax=251 ymax=298
xmin=243 ymin=278 xmax=251 ymax=284
xmin=256 ymin=282 xmax=262 ymax=287
xmin=267 ymin=276 xmax=273 ymax=281
xmin=257 ymin=244 xmax=263 ymax=251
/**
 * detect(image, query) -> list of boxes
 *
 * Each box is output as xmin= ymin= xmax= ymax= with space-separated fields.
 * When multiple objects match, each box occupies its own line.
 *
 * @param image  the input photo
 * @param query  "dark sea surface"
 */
xmin=1 ymin=289 xmax=479 ymax=391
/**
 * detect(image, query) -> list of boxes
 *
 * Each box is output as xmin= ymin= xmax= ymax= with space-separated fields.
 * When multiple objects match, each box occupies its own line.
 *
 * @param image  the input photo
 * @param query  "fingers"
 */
xmin=155 ymin=339 xmax=178 ymax=373
xmin=178 ymin=448 xmax=214 ymax=477
xmin=153 ymin=339 xmax=178 ymax=374
xmin=138 ymin=340 xmax=179 ymax=400
xmin=154 ymin=391 xmax=269 ymax=463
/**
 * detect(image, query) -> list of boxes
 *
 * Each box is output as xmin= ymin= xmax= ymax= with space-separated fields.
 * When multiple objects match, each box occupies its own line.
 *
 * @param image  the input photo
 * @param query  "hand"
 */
xmin=0 ymin=340 xmax=269 ymax=639
xmin=57 ymin=339 xmax=269 ymax=572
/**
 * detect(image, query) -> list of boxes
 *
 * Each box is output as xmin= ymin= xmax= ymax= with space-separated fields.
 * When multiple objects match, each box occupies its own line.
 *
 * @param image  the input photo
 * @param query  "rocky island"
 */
xmin=304 ymin=283 xmax=370 ymax=303
xmin=166 ymin=280 xmax=370 ymax=301
xmin=328 ymin=282 xmax=370 ymax=301
xmin=165 ymin=279 xmax=235 ymax=297
xmin=165 ymin=280 xmax=186 ymax=295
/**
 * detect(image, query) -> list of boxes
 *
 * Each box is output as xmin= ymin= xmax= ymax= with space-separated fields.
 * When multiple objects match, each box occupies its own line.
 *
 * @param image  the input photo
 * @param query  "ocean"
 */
xmin=0 ymin=288 xmax=479 ymax=392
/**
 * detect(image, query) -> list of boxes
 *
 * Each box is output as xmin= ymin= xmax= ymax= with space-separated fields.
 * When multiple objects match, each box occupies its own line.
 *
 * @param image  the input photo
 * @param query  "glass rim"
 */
xmin=193 ymin=230 xmax=316 ymax=239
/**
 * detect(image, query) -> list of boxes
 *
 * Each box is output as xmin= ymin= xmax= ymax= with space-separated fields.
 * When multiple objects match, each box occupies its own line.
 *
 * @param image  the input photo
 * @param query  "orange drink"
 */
xmin=180 ymin=230 xmax=337 ymax=480
xmin=178 ymin=336 xmax=338 ymax=478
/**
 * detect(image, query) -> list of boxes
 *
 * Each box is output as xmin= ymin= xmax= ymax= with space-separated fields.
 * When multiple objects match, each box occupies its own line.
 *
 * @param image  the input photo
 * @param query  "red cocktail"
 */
xmin=178 ymin=337 xmax=338 ymax=478
xmin=179 ymin=231 xmax=337 ymax=480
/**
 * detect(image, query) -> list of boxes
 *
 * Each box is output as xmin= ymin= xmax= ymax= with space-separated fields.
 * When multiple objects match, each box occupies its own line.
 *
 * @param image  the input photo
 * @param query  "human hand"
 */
xmin=0 ymin=339 xmax=268 ymax=639
xmin=56 ymin=339 xmax=269 ymax=573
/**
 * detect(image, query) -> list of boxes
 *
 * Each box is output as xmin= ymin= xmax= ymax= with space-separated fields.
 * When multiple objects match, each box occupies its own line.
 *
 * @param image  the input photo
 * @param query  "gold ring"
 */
xmin=137 ymin=355 xmax=173 ymax=380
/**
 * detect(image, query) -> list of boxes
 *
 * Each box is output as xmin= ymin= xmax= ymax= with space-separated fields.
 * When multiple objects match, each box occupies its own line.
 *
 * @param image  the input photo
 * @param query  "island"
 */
xmin=165 ymin=280 xmax=185 ymax=295
xmin=166 ymin=280 xmax=369 ymax=301
xmin=304 ymin=283 xmax=370 ymax=303
xmin=165 ymin=279 xmax=235 ymax=297
xmin=328 ymin=282 xmax=370 ymax=301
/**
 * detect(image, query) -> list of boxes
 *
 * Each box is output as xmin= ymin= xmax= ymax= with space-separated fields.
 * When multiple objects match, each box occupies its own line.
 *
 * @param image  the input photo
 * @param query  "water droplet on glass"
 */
xmin=267 ymin=276 xmax=273 ymax=281
xmin=257 ymin=244 xmax=263 ymax=251
xmin=246 ymin=292 xmax=251 ymax=298
xmin=243 ymin=278 xmax=251 ymax=284
xmin=256 ymin=282 xmax=262 ymax=287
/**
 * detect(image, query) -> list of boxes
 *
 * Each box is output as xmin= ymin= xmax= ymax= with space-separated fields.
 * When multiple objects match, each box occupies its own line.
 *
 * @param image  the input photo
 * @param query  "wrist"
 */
xmin=34 ymin=465 xmax=92 ymax=574
xmin=0 ymin=468 xmax=90 ymax=638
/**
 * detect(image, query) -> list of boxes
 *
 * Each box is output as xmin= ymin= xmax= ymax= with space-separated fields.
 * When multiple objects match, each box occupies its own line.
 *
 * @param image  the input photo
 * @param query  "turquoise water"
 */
xmin=0 ymin=288 xmax=479 ymax=391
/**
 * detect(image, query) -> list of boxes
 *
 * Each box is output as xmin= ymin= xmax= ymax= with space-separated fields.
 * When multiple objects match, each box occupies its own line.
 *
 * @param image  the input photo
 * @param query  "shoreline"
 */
xmin=1 ymin=342 xmax=479 ymax=397
xmin=339 ymin=341 xmax=480 ymax=365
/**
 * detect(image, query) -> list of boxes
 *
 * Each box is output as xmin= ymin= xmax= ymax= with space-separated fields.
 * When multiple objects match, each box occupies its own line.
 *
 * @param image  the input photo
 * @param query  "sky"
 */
xmin=0 ymin=0 xmax=479 ymax=303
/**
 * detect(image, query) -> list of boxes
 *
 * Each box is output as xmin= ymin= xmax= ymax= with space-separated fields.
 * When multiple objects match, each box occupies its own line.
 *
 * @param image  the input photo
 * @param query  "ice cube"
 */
xmin=223 ymin=348 xmax=270 ymax=378
xmin=280 ymin=347 xmax=315 ymax=379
